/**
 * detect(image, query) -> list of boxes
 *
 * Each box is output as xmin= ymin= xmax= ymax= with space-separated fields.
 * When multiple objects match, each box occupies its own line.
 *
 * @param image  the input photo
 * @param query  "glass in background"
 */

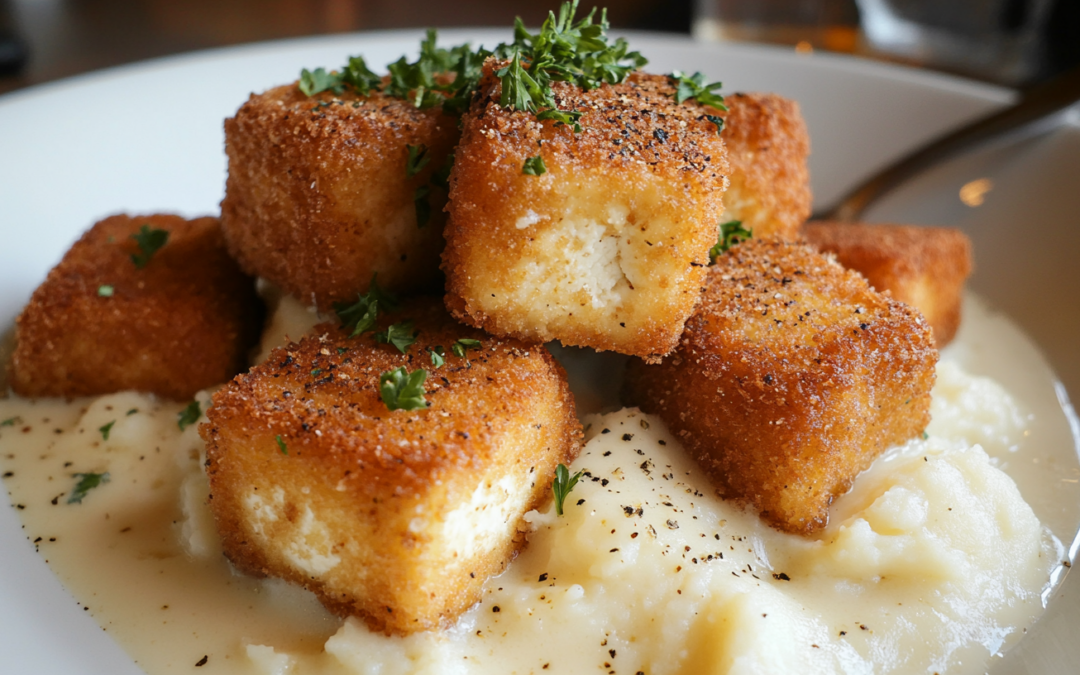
xmin=692 ymin=0 xmax=861 ymax=54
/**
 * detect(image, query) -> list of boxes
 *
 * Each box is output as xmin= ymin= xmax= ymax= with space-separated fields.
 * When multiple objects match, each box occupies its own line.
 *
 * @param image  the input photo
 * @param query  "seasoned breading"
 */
xmin=442 ymin=63 xmax=729 ymax=362
xmin=221 ymin=83 xmax=457 ymax=311
xmin=714 ymin=92 xmax=811 ymax=240
xmin=624 ymin=239 xmax=937 ymax=534
xmin=803 ymin=221 xmax=973 ymax=346
xmin=10 ymin=214 xmax=262 ymax=401
xmin=201 ymin=298 xmax=581 ymax=634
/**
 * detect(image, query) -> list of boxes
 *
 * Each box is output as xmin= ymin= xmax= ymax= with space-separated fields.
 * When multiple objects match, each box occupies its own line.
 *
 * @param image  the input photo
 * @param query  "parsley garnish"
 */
xmin=375 ymin=320 xmax=418 ymax=354
xmin=406 ymin=144 xmax=430 ymax=178
xmin=414 ymin=185 xmax=431 ymax=227
xmin=709 ymin=220 xmax=752 ymax=262
xmin=668 ymin=70 xmax=728 ymax=110
xmin=97 ymin=285 xmax=114 ymax=297
xmin=0 ymin=416 xmax=20 ymax=427
xmin=552 ymin=463 xmax=584 ymax=516
xmin=431 ymin=152 xmax=455 ymax=191
xmin=299 ymin=67 xmax=345 ymax=96
xmin=68 ymin=472 xmax=110 ymax=504
xmin=494 ymin=1 xmax=646 ymax=131
xmin=126 ymin=408 xmax=138 ymax=416
xmin=705 ymin=114 xmax=725 ymax=134
xmin=130 ymin=225 xmax=169 ymax=269
xmin=334 ymin=275 xmax=399 ymax=337
xmin=522 ymin=155 xmax=547 ymax=176
xmin=276 ymin=435 xmax=288 ymax=455
xmin=99 ymin=421 xmax=115 ymax=441
xmin=379 ymin=367 xmax=429 ymax=411
xmin=341 ymin=56 xmax=382 ymax=96
xmin=451 ymin=338 xmax=481 ymax=359
xmin=177 ymin=400 xmax=202 ymax=431
xmin=428 ymin=346 xmax=446 ymax=367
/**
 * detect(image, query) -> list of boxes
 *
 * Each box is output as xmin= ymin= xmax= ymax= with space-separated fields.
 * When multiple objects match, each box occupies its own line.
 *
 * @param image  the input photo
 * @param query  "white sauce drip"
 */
xmin=0 ymin=295 xmax=1076 ymax=675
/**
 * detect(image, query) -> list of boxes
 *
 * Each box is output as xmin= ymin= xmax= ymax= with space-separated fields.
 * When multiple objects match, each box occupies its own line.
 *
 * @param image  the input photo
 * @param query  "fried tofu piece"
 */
xmin=10 ymin=214 xmax=262 ymax=401
xmin=803 ymin=221 xmax=973 ymax=346
xmin=624 ymin=239 xmax=936 ymax=534
xmin=221 ymin=83 xmax=458 ymax=311
xmin=201 ymin=298 xmax=581 ymax=634
xmin=714 ymin=93 xmax=811 ymax=240
xmin=442 ymin=64 xmax=729 ymax=362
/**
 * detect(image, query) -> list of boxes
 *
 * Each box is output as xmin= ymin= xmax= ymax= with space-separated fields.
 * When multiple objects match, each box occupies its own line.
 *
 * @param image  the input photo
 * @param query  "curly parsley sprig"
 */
xmin=334 ymin=275 xmax=400 ymax=337
xmin=380 ymin=367 xmax=429 ymax=411
xmin=709 ymin=220 xmax=752 ymax=262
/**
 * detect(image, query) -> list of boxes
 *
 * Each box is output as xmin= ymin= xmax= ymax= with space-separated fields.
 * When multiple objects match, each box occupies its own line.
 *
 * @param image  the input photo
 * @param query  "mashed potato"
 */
xmin=0 ymin=297 xmax=1073 ymax=675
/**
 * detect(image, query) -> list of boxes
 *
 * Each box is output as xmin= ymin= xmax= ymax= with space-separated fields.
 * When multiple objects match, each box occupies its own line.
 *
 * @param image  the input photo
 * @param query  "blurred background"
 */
xmin=0 ymin=0 xmax=1078 ymax=96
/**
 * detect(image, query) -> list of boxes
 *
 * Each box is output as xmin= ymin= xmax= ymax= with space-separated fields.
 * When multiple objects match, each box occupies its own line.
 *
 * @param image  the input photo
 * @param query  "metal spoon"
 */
xmin=816 ymin=63 xmax=1080 ymax=222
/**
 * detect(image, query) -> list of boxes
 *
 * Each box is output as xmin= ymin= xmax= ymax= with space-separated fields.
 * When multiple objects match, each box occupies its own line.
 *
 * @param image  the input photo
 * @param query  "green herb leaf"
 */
xmin=431 ymin=151 xmax=455 ymax=191
xmin=375 ymin=320 xmax=419 ymax=354
xmin=667 ymin=70 xmax=727 ymax=110
xmin=276 ymin=435 xmax=288 ymax=455
xmin=709 ymin=220 xmax=753 ymax=262
xmin=522 ymin=155 xmax=547 ymax=176
xmin=126 ymin=408 xmax=138 ymax=416
xmin=414 ymin=185 xmax=431 ymax=227
xmin=428 ymin=345 xmax=446 ymax=367
xmin=705 ymin=114 xmax=725 ymax=134
xmin=299 ymin=67 xmax=345 ymax=96
xmin=0 ymin=416 xmax=21 ymax=427
xmin=341 ymin=56 xmax=381 ymax=96
xmin=405 ymin=144 xmax=431 ymax=179
xmin=68 ymin=472 xmax=110 ymax=504
xmin=98 ymin=421 xmax=115 ymax=441
xmin=379 ymin=367 xmax=429 ymax=411
xmin=334 ymin=275 xmax=400 ymax=337
xmin=130 ymin=225 xmax=169 ymax=269
xmin=177 ymin=400 xmax=202 ymax=431
xmin=552 ymin=463 xmax=584 ymax=516
xmin=97 ymin=285 xmax=114 ymax=297
xmin=451 ymin=338 xmax=481 ymax=359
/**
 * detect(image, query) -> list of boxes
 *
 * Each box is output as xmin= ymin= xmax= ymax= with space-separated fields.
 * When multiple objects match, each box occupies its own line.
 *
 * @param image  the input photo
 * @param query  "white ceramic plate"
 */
xmin=1 ymin=29 xmax=1078 ymax=674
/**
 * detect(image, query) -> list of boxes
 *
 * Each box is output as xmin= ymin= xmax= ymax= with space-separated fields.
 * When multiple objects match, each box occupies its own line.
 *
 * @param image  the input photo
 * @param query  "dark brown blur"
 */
xmin=0 ymin=0 xmax=689 ymax=95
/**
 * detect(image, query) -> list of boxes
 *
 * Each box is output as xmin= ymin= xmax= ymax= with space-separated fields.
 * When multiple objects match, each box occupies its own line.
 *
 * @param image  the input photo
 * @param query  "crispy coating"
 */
xmin=221 ymin=83 xmax=458 ymax=310
xmin=201 ymin=298 xmax=581 ymax=634
xmin=442 ymin=63 xmax=729 ymax=362
xmin=10 ymin=214 xmax=262 ymax=401
xmin=803 ymin=221 xmax=973 ymax=346
xmin=624 ymin=239 xmax=937 ymax=534
xmin=714 ymin=93 xmax=811 ymax=240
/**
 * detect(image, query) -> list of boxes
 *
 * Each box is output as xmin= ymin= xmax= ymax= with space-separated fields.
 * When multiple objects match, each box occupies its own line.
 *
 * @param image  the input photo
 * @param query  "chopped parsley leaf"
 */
xmin=428 ymin=345 xmax=446 ymax=367
xmin=341 ymin=55 xmax=382 ymax=96
xmin=177 ymin=400 xmax=202 ymax=431
xmin=334 ymin=275 xmax=399 ymax=337
xmin=668 ymin=70 xmax=727 ymax=110
xmin=126 ymin=408 xmax=138 ymax=416
xmin=414 ymin=185 xmax=431 ymax=227
xmin=0 ymin=416 xmax=21 ymax=427
xmin=68 ymin=472 xmax=110 ymax=504
xmin=522 ymin=155 xmax=547 ymax=176
xmin=98 ymin=421 xmax=115 ymax=441
xmin=709 ymin=220 xmax=752 ymax=262
xmin=406 ymin=144 xmax=430 ymax=178
xmin=97 ymin=285 xmax=114 ymax=297
xmin=705 ymin=114 xmax=725 ymax=134
xmin=379 ymin=367 xmax=429 ymax=411
xmin=299 ymin=67 xmax=345 ymax=96
xmin=451 ymin=338 xmax=481 ymax=359
xmin=276 ymin=435 xmax=288 ymax=455
xmin=375 ymin=320 xmax=418 ymax=354
xmin=130 ymin=225 xmax=169 ymax=269
xmin=552 ymin=463 xmax=584 ymax=516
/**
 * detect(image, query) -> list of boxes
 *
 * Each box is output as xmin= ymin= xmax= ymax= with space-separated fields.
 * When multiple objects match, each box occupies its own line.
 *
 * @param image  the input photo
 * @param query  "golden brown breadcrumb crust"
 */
xmin=624 ymin=239 xmax=937 ymax=534
xmin=202 ymin=298 xmax=581 ymax=634
xmin=803 ymin=221 xmax=973 ymax=346
xmin=714 ymin=92 xmax=811 ymax=240
xmin=221 ymin=83 xmax=457 ymax=310
xmin=10 ymin=214 xmax=262 ymax=401
xmin=443 ymin=63 xmax=729 ymax=361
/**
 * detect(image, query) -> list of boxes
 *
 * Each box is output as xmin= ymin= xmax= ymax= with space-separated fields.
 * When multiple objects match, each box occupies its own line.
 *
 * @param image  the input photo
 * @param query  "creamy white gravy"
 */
xmin=0 ymin=295 xmax=1077 ymax=675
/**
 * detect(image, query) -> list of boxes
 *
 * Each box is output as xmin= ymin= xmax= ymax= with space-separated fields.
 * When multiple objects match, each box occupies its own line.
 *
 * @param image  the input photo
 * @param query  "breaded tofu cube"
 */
xmin=221 ymin=83 xmax=458 ymax=310
xmin=10 ymin=214 xmax=262 ymax=401
xmin=803 ymin=221 xmax=973 ymax=346
xmin=201 ymin=298 xmax=581 ymax=634
xmin=442 ymin=64 xmax=729 ymax=362
xmin=624 ymin=239 xmax=937 ymax=534
xmin=714 ymin=93 xmax=811 ymax=240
